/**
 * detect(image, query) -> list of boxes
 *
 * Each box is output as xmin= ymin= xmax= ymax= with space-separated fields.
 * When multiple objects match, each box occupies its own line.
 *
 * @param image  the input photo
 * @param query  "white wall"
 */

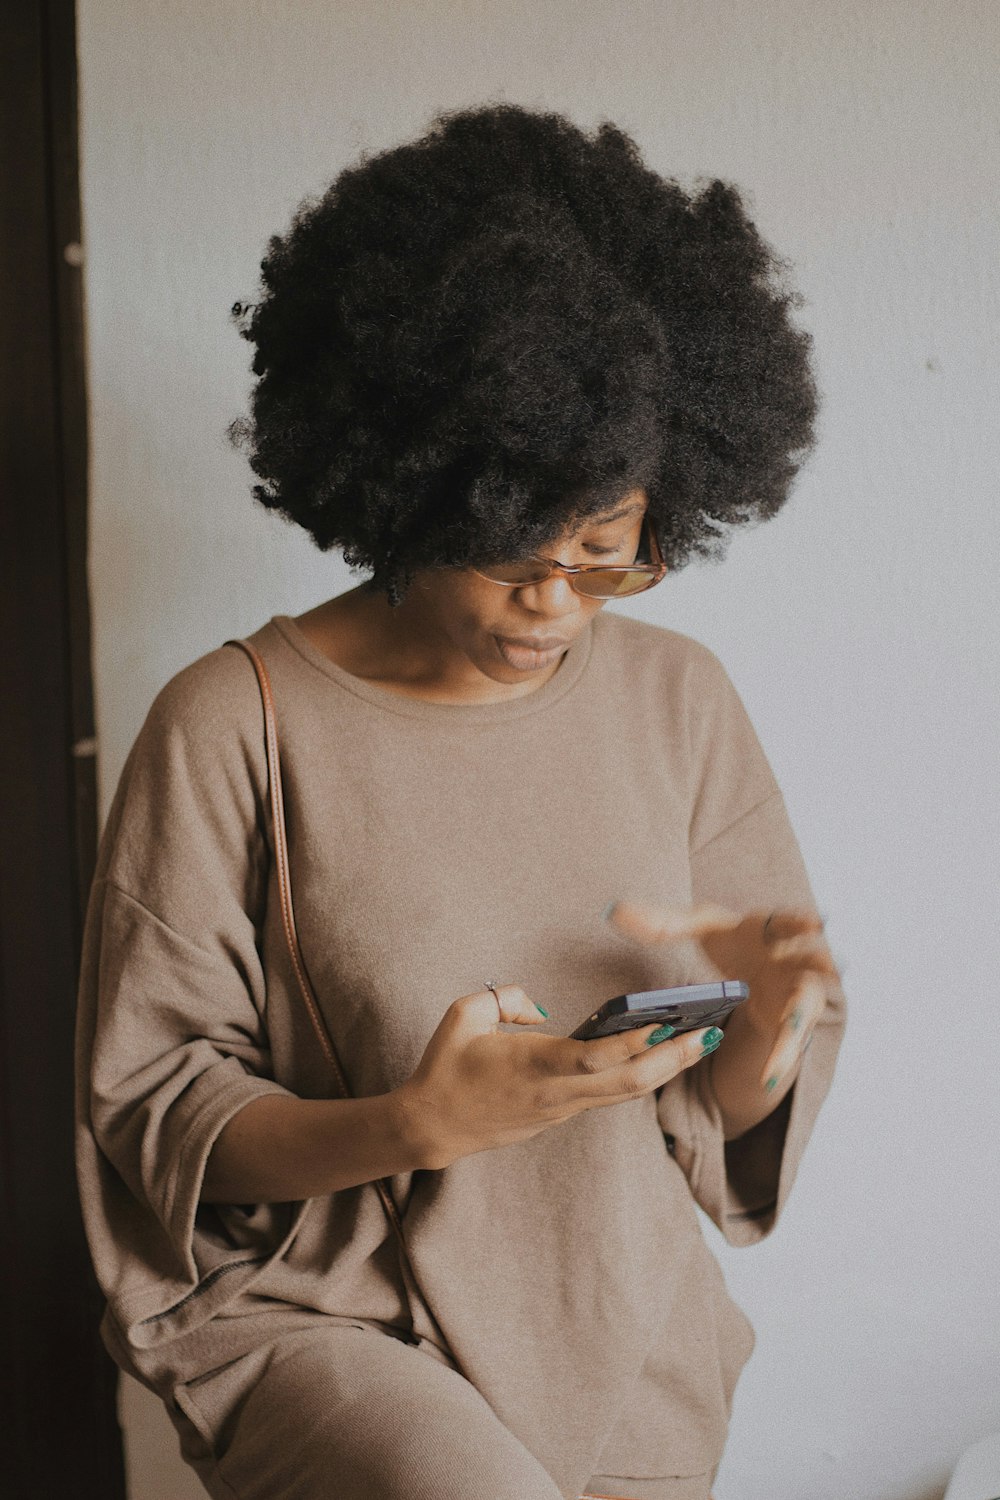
xmin=76 ymin=3 xmax=1000 ymax=1498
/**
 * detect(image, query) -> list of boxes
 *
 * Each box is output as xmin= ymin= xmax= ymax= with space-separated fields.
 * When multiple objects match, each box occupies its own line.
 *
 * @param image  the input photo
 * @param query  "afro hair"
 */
xmin=229 ymin=100 xmax=818 ymax=605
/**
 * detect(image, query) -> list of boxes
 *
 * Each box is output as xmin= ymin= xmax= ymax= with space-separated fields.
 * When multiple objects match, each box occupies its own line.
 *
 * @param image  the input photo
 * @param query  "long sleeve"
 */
xmin=74 ymin=645 xmax=308 ymax=1350
xmin=655 ymin=646 xmax=847 ymax=1247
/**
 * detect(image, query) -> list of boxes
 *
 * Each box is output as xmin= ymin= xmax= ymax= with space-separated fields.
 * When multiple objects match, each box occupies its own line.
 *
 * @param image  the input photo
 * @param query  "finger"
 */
xmin=604 ymin=899 xmax=739 ymax=945
xmin=763 ymin=942 xmax=840 ymax=978
xmin=761 ymin=909 xmax=827 ymax=943
xmin=760 ymin=977 xmax=827 ymax=1088
xmin=455 ymin=984 xmax=549 ymax=1033
xmin=558 ymin=1017 xmax=674 ymax=1078
xmin=567 ymin=1021 xmax=724 ymax=1100
xmin=597 ymin=1024 xmax=724 ymax=1102
xmin=560 ymin=1014 xmax=709 ymax=1078
xmin=775 ymin=970 xmax=829 ymax=1032
xmin=629 ymin=1024 xmax=725 ymax=1091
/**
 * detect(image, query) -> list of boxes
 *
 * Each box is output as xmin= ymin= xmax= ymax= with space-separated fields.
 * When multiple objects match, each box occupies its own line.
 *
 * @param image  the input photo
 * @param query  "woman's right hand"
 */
xmin=397 ymin=983 xmax=721 ymax=1170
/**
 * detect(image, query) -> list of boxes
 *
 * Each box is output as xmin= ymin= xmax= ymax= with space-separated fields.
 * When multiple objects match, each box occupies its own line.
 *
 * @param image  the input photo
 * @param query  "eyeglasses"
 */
xmin=471 ymin=513 xmax=667 ymax=598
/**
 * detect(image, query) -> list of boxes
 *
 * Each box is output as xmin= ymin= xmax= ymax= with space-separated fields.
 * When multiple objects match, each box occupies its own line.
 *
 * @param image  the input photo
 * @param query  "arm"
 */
xmin=645 ymin=646 xmax=846 ymax=1243
xmin=654 ymin=799 xmax=846 ymax=1243
xmin=76 ymin=644 xmax=361 ymax=1347
xmin=201 ymin=1087 xmax=434 ymax=1203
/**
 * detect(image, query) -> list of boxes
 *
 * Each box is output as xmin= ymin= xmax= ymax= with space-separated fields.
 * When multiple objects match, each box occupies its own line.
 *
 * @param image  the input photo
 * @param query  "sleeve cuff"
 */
xmin=656 ymin=1002 xmax=844 ymax=1247
xmin=118 ymin=1067 xmax=311 ymax=1349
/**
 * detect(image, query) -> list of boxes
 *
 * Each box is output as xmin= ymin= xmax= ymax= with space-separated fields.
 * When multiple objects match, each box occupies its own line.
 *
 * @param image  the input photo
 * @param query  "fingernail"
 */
xmin=788 ymin=1008 xmax=803 ymax=1032
xmin=765 ymin=1075 xmax=779 ymax=1091
xmin=600 ymin=901 xmax=618 ymax=922
xmin=646 ymin=1023 xmax=676 ymax=1045
xmin=534 ymin=1003 xmax=550 ymax=1018
xmin=700 ymin=1027 xmax=724 ymax=1055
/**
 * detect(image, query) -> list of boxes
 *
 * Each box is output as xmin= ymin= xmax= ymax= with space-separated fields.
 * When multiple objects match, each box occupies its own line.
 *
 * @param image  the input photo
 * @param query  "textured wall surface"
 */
xmin=76 ymin=3 xmax=1000 ymax=1497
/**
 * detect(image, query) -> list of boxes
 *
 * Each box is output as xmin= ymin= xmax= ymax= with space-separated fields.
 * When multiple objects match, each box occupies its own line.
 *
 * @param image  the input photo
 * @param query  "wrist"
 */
xmin=391 ymin=1082 xmax=456 ymax=1172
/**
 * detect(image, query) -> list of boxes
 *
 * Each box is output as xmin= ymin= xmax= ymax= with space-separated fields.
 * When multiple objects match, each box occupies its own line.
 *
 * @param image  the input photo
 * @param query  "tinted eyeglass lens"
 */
xmin=578 ymin=570 xmax=655 ymax=598
xmin=477 ymin=562 xmax=551 ymax=585
xmin=477 ymin=564 xmax=656 ymax=597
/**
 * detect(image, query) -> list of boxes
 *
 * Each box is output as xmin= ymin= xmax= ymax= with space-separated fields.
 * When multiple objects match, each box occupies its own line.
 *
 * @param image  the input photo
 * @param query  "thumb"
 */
xmin=464 ymin=982 xmax=550 ymax=1030
xmin=449 ymin=978 xmax=551 ymax=1038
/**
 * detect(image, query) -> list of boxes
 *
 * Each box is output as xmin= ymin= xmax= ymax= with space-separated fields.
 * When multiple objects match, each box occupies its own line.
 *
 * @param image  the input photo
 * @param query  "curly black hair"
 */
xmin=229 ymin=101 xmax=818 ymax=606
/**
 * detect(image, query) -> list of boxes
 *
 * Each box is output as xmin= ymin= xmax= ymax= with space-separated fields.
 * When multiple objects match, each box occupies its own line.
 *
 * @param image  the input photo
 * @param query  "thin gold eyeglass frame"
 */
xmin=471 ymin=513 xmax=668 ymax=598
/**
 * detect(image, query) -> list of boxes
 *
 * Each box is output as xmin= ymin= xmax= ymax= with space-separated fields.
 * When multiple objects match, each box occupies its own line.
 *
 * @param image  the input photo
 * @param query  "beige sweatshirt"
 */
xmin=74 ymin=607 xmax=846 ymax=1498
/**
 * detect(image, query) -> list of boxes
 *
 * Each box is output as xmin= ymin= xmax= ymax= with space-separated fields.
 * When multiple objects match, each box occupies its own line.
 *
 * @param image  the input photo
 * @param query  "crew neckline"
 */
xmin=269 ymin=611 xmax=597 ymax=723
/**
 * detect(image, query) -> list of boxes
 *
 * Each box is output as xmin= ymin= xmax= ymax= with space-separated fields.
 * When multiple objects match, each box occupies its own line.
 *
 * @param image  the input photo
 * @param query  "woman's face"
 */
xmin=400 ymin=489 xmax=650 ymax=695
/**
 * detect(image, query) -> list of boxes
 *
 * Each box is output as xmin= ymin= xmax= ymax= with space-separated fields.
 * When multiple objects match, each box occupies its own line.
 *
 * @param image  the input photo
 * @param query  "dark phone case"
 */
xmin=569 ymin=980 xmax=749 ymax=1041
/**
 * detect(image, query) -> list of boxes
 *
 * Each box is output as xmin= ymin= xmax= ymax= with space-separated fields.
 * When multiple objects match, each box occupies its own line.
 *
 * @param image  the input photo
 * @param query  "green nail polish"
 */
xmin=534 ymin=1003 xmax=550 ymax=1018
xmin=600 ymin=901 xmax=618 ymax=922
xmin=646 ymin=1023 xmax=676 ymax=1045
xmin=765 ymin=1076 xmax=778 ymax=1092
xmin=789 ymin=1008 xmax=803 ymax=1032
xmin=700 ymin=1027 xmax=724 ymax=1052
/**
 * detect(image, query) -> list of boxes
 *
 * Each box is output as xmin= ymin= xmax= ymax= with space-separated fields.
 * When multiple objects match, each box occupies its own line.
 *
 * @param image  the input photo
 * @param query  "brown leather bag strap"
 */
xmin=223 ymin=638 xmax=410 ymax=1249
xmin=225 ymin=639 xmax=472 ymax=1379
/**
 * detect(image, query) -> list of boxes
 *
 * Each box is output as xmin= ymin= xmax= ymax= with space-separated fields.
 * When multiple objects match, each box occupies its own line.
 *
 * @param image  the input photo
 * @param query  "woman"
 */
xmin=75 ymin=102 xmax=846 ymax=1500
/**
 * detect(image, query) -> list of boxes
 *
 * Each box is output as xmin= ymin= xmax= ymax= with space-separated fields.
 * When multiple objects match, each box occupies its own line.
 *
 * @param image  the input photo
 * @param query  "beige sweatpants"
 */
xmin=167 ymin=1322 xmax=717 ymax=1500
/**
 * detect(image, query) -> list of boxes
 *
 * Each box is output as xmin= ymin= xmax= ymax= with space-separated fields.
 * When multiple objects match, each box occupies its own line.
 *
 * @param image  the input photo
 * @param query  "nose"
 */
xmin=513 ymin=572 xmax=584 ymax=613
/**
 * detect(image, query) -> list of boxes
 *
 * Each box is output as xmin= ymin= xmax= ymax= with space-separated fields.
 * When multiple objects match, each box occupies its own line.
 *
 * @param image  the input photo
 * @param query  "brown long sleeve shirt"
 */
xmin=74 ymin=608 xmax=846 ymax=1497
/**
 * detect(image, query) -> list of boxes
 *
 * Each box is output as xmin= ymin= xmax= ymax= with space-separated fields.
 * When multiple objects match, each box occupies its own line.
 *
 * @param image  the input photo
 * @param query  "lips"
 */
xmin=494 ymin=633 xmax=573 ymax=671
xmin=498 ymin=634 xmax=572 ymax=650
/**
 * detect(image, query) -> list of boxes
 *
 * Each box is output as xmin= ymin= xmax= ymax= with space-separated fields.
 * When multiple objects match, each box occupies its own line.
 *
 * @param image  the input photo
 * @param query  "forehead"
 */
xmin=563 ymin=497 xmax=647 ymax=536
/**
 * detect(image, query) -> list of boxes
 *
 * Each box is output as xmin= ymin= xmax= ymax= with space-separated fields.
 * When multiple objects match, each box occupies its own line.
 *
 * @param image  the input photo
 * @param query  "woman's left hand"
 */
xmin=604 ymin=900 xmax=839 ymax=1092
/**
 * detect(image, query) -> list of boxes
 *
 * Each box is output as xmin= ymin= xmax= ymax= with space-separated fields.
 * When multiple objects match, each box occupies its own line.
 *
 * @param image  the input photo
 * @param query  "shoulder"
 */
xmin=139 ymin=632 xmax=270 ymax=751
xmin=93 ymin=631 xmax=287 ymax=938
xmin=96 ymin=628 xmax=285 ymax=898
xmin=587 ymin=614 xmax=780 ymax=847
xmin=589 ymin=612 xmax=769 ymax=783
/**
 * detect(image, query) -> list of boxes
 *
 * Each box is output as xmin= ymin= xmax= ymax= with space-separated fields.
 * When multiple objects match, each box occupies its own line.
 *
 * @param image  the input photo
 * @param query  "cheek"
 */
xmin=438 ymin=582 xmax=504 ymax=647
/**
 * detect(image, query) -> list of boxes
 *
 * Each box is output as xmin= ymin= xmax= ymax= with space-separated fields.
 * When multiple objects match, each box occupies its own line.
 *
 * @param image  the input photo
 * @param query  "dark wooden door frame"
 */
xmin=1 ymin=2 xmax=127 ymax=1494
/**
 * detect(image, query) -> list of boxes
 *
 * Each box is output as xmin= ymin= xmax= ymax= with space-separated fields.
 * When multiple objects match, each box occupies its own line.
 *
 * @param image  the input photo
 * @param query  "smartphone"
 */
xmin=569 ymin=980 xmax=749 ymax=1042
